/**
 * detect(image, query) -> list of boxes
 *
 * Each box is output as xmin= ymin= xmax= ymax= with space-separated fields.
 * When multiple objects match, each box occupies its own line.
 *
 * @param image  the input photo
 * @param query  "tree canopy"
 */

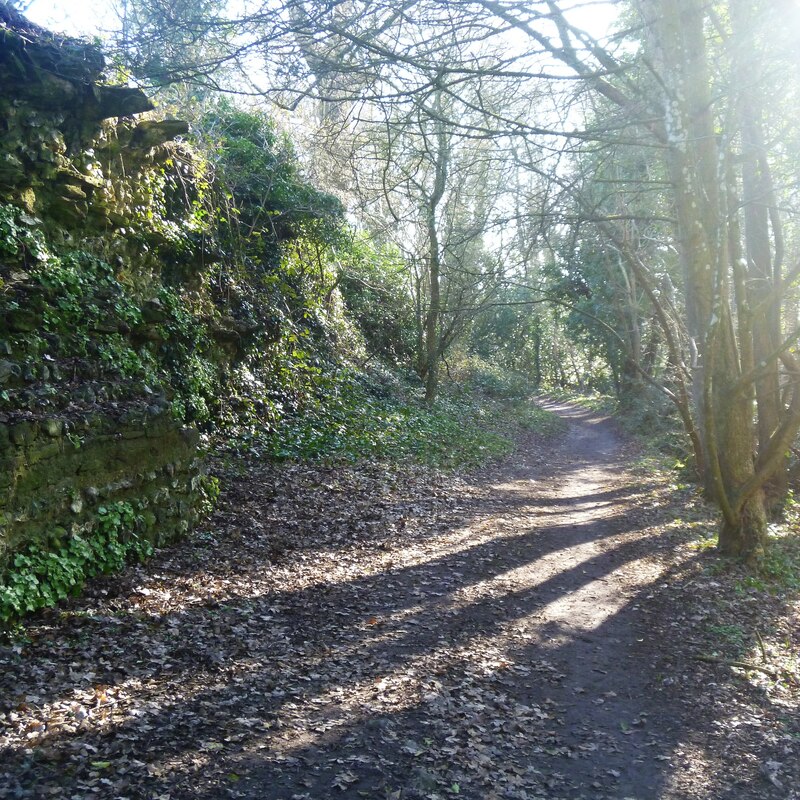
xmin=92 ymin=0 xmax=800 ymax=557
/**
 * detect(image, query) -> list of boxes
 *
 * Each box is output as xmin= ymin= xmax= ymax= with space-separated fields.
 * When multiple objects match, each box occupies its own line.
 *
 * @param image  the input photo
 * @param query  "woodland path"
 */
xmin=1 ymin=400 xmax=796 ymax=799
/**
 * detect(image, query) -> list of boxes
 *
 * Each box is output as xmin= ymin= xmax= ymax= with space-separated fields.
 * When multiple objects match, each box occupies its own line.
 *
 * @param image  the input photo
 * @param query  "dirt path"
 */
xmin=227 ymin=399 xmax=675 ymax=800
xmin=1 ymin=400 xmax=795 ymax=799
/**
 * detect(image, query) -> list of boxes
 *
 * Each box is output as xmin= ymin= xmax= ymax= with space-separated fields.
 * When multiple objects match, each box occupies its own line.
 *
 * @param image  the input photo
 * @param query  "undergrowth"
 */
xmin=740 ymin=502 xmax=800 ymax=594
xmin=222 ymin=365 xmax=563 ymax=471
xmin=682 ymin=490 xmax=800 ymax=594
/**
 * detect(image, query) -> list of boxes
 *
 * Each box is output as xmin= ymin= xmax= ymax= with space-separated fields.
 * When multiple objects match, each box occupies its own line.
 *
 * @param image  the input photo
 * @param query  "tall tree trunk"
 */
xmin=423 ymin=98 xmax=449 ymax=404
xmin=424 ymin=218 xmax=441 ymax=403
xmin=414 ymin=272 xmax=427 ymax=379
xmin=615 ymin=255 xmax=644 ymax=399
xmin=731 ymin=0 xmax=787 ymax=514
xmin=649 ymin=0 xmax=767 ymax=556
xmin=532 ymin=319 xmax=542 ymax=388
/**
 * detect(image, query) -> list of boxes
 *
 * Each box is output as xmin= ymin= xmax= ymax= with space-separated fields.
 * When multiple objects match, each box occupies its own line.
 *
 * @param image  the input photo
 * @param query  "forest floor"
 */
xmin=1 ymin=399 xmax=799 ymax=800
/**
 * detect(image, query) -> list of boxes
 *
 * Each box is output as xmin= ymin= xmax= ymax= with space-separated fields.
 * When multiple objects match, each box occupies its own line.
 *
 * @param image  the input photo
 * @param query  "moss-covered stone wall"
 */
xmin=0 ymin=408 xmax=201 ymax=557
xmin=0 ymin=6 xmax=216 ymax=607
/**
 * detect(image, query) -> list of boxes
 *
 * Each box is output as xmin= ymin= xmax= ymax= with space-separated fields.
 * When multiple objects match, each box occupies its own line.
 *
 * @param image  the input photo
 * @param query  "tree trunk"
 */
xmin=719 ymin=492 xmax=768 ymax=562
xmin=424 ymin=231 xmax=441 ymax=403
xmin=713 ymin=338 xmax=768 ymax=558
xmin=731 ymin=0 xmax=787 ymax=515
xmin=649 ymin=0 xmax=768 ymax=550
xmin=532 ymin=321 xmax=542 ymax=388
xmin=422 ymin=98 xmax=449 ymax=404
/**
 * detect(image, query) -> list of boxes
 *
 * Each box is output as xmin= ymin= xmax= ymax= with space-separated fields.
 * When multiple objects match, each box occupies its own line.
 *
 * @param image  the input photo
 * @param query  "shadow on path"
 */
xmin=1 ymin=400 xmax=776 ymax=800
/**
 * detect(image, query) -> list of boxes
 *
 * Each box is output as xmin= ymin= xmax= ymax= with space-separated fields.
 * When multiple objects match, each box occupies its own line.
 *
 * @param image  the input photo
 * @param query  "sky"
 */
xmin=24 ymin=0 xmax=118 ymax=37
xmin=23 ymin=0 xmax=620 ymax=41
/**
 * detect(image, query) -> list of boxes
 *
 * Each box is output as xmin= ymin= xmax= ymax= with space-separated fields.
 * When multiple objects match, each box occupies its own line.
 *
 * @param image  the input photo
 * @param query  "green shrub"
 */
xmin=222 ymin=365 xmax=563 ymax=471
xmin=337 ymin=234 xmax=417 ymax=365
xmin=0 ymin=203 xmax=50 ymax=265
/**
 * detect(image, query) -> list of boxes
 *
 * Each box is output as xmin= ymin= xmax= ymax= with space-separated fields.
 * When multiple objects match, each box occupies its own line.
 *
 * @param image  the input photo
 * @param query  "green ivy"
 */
xmin=223 ymin=366 xmax=552 ymax=470
xmin=0 ymin=501 xmax=152 ymax=626
xmin=196 ymin=474 xmax=221 ymax=516
xmin=0 ymin=203 xmax=51 ymax=265
xmin=156 ymin=287 xmax=220 ymax=424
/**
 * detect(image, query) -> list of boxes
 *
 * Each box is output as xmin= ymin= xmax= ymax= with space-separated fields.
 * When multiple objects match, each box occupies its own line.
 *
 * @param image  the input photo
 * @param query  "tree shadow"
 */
xmin=1 ymin=497 xmax=645 ymax=717
xmin=3 ymin=407 xmax=789 ymax=799
xmin=1 ymin=496 xmax=746 ymax=800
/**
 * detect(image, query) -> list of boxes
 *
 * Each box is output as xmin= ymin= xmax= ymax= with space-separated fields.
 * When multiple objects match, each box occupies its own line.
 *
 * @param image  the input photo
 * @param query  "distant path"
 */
xmin=1 ymin=399 xmax=786 ymax=799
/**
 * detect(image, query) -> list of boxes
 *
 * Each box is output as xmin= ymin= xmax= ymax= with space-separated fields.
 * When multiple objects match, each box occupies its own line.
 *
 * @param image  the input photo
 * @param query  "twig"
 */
xmin=693 ymin=654 xmax=779 ymax=678
xmin=755 ymin=630 xmax=768 ymax=664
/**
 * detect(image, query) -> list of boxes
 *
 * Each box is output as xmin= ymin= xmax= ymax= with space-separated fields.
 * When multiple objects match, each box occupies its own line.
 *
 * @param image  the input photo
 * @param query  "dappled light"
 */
xmin=5 ymin=399 xmax=796 ymax=798
xmin=1 ymin=0 xmax=799 ymax=797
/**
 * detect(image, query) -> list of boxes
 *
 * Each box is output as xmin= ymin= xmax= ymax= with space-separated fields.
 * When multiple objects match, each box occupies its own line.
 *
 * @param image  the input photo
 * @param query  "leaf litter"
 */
xmin=0 ymin=400 xmax=797 ymax=799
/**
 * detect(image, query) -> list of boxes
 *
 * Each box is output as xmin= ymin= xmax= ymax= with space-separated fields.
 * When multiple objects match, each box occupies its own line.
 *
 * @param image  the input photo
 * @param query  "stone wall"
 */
xmin=0 ymin=6 xmax=211 ymax=590
xmin=0 ymin=408 xmax=201 ymax=559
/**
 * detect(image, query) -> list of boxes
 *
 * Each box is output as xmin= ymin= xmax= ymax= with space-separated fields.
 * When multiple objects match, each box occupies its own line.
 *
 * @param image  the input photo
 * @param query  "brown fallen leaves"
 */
xmin=0 ymin=413 xmax=798 ymax=800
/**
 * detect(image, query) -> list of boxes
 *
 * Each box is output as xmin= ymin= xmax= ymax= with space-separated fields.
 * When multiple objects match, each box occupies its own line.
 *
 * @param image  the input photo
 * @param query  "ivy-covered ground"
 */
xmin=0 ymin=399 xmax=798 ymax=799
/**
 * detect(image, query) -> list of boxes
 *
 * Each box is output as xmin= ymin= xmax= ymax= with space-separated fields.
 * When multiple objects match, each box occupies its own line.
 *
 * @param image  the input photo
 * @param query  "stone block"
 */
xmin=9 ymin=421 xmax=34 ymax=446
